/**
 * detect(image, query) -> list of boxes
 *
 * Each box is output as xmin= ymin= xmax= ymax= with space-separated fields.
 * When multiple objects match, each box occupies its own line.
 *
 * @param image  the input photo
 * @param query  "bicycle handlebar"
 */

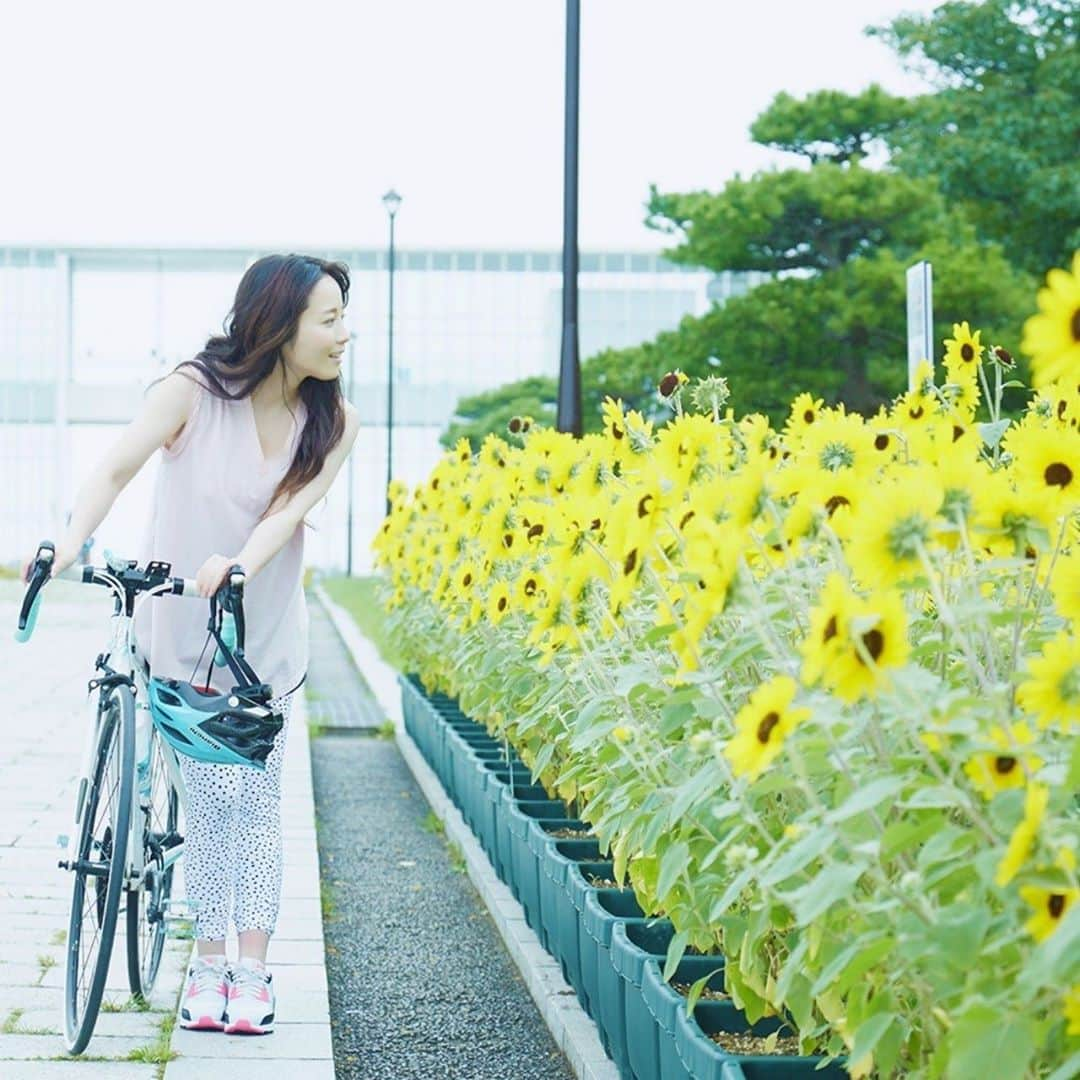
xmin=14 ymin=540 xmax=241 ymax=648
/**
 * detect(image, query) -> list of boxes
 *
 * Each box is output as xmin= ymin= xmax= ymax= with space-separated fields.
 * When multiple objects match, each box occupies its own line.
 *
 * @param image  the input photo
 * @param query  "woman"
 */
xmin=25 ymin=253 xmax=359 ymax=1034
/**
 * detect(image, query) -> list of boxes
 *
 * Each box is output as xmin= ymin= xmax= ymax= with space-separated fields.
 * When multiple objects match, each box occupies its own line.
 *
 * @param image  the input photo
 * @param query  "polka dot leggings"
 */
xmin=178 ymin=691 xmax=293 ymax=941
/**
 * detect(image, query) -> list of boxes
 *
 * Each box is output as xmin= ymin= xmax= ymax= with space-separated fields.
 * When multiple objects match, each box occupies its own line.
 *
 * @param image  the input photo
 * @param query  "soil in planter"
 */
xmin=548 ymin=827 xmax=598 ymax=839
xmin=672 ymin=982 xmax=728 ymax=1001
xmin=709 ymin=1032 xmax=801 ymax=1056
xmin=585 ymin=873 xmax=619 ymax=887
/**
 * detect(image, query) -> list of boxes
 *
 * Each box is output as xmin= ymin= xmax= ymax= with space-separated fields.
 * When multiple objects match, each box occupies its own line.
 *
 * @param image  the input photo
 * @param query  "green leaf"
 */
xmin=657 ymin=840 xmax=691 ymax=902
xmin=977 ymin=419 xmax=1010 ymax=449
xmin=946 ymin=1005 xmax=1035 ymax=1080
xmin=684 ymin=965 xmax=723 ymax=1012
xmin=849 ymin=1013 xmax=896 ymax=1070
xmin=662 ymin=929 xmax=690 ymax=982
xmin=826 ymin=775 xmax=905 ymax=822
xmin=759 ymin=827 xmax=833 ymax=887
xmin=787 ymin=863 xmax=863 ymax=926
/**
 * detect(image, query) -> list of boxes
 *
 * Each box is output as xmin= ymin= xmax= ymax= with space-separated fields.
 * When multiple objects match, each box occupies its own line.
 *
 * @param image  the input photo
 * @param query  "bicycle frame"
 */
xmin=59 ymin=565 xmax=196 ymax=897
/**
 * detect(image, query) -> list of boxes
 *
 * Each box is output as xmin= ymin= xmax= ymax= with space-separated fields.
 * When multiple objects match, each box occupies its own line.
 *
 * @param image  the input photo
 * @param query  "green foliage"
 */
xmin=440 ymin=375 xmax=557 ymax=450
xmin=871 ymin=0 xmax=1079 ymax=274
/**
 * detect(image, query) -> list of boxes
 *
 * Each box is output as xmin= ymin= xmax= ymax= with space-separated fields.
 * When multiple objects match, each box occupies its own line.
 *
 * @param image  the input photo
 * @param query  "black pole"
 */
xmin=556 ymin=0 xmax=582 ymax=436
xmin=385 ymin=212 xmax=396 ymax=518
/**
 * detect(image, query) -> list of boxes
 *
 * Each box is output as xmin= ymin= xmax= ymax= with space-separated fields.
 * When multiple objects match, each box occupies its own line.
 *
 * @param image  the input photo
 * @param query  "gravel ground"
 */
xmin=307 ymin=599 xmax=574 ymax=1080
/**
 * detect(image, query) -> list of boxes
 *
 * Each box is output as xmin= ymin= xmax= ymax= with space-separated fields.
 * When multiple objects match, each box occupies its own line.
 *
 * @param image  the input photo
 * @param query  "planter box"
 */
xmin=562 ymin=860 xmax=616 ymax=1016
xmin=538 ymin=837 xmax=602 ymax=966
xmin=503 ymin=796 xmax=567 ymax=908
xmin=643 ymin=953 xmax=727 ymax=1080
xmin=611 ymin=918 xmax=676 ymax=1080
xmin=675 ymin=1000 xmax=847 ymax=1080
xmin=581 ymin=887 xmax=646 ymax=1071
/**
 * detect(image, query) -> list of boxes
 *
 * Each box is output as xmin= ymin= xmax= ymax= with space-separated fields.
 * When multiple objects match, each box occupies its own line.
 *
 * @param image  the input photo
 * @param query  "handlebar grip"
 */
xmin=14 ymin=592 xmax=42 ymax=644
xmin=15 ymin=541 xmax=54 ymax=644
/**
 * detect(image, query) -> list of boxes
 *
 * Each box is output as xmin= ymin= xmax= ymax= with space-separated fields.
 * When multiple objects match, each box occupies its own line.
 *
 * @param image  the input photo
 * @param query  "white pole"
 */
xmin=905 ymin=260 xmax=933 ymax=391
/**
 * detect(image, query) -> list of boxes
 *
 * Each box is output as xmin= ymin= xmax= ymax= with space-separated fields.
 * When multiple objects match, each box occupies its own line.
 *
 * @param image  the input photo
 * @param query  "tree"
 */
xmin=872 ymin=0 xmax=1079 ymax=275
xmin=439 ymin=375 xmax=556 ymax=450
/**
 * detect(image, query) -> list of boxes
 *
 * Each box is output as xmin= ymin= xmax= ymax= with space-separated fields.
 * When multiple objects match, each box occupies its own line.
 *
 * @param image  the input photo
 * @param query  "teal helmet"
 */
xmin=147 ymin=677 xmax=283 ymax=769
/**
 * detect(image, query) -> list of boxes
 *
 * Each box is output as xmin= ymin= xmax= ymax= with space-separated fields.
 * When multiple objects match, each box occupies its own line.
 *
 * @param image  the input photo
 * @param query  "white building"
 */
xmin=0 ymin=245 xmax=763 ymax=573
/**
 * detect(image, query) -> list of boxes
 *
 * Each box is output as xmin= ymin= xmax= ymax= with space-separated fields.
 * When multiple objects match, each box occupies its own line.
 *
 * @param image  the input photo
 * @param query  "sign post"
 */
xmin=906 ymin=260 xmax=933 ymax=391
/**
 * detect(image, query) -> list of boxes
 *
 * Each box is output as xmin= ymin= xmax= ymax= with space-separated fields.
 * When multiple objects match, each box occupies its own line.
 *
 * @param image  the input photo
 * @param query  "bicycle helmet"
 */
xmin=147 ymin=677 xmax=283 ymax=769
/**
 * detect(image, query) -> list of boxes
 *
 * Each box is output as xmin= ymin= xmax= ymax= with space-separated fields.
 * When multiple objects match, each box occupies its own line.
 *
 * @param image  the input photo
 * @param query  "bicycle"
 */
xmin=15 ymin=541 xmax=254 ymax=1055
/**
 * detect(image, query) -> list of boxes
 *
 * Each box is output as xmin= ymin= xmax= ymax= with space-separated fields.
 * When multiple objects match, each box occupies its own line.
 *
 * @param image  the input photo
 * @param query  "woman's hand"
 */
xmin=195 ymin=553 xmax=239 ymax=598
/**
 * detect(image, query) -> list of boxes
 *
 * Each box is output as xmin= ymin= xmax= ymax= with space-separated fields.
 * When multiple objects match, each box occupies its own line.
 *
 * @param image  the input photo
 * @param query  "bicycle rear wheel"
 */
xmin=63 ymin=684 xmax=134 ymax=1055
xmin=126 ymin=724 xmax=179 ymax=999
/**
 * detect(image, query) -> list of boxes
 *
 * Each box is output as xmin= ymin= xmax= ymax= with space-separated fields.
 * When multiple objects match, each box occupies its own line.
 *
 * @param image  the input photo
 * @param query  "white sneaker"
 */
xmin=178 ymin=954 xmax=229 ymax=1031
xmin=224 ymin=960 xmax=275 ymax=1035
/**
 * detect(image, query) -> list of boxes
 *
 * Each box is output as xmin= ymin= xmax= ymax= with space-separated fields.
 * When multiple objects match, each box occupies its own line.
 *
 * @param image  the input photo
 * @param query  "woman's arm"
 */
xmin=193 ymin=402 xmax=361 ymax=597
xmin=23 ymin=372 xmax=196 ymax=581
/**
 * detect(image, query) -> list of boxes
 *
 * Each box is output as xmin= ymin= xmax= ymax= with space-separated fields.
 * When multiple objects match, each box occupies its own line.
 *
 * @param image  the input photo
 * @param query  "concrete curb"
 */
xmin=315 ymin=584 xmax=619 ymax=1080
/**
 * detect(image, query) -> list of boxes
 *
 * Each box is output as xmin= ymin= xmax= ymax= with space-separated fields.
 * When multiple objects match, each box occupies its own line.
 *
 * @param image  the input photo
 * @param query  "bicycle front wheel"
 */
xmin=126 ymin=723 xmax=179 ymax=999
xmin=63 ymin=683 xmax=135 ymax=1055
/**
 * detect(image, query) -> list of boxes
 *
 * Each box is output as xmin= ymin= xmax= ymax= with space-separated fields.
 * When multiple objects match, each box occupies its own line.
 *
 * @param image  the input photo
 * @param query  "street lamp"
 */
xmin=382 ymin=188 xmax=402 ymax=519
xmin=556 ymin=0 xmax=582 ymax=436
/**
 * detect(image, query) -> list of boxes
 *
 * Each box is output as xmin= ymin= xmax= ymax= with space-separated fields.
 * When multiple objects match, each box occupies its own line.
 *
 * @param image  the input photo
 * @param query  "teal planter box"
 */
xmin=480 ymin=768 xmax=530 ymax=877
xmin=539 ymin=837 xmax=601 ymax=966
xmin=611 ymin=919 xmax=675 ymax=1080
xmin=674 ymin=1000 xmax=847 ymax=1080
xmin=493 ymin=783 xmax=550 ymax=889
xmin=581 ymin=887 xmax=645 ymax=1069
xmin=643 ymin=953 xmax=726 ymax=1080
xmin=455 ymin=746 xmax=504 ymax=833
xmin=564 ymin=860 xmax=615 ymax=1017
xmin=504 ymin=797 xmax=566 ymax=909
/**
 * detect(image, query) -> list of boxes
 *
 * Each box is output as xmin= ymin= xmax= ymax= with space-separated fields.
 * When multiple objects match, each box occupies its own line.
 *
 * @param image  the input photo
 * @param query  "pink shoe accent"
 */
xmin=225 ymin=1017 xmax=271 ymax=1035
xmin=180 ymin=1015 xmax=226 ymax=1031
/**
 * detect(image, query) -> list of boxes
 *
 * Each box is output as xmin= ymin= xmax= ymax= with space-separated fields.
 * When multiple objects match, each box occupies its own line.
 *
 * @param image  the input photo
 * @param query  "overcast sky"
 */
xmin=0 ymin=0 xmax=942 ymax=253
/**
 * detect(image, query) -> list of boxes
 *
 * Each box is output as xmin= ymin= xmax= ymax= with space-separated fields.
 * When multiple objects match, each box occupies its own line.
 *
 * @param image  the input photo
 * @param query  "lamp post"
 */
xmin=382 ymin=188 xmax=402 ymax=518
xmin=556 ymin=0 xmax=582 ymax=436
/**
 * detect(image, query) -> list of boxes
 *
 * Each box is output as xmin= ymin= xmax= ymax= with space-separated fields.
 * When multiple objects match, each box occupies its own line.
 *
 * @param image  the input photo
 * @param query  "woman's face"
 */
xmin=282 ymin=274 xmax=350 ymax=382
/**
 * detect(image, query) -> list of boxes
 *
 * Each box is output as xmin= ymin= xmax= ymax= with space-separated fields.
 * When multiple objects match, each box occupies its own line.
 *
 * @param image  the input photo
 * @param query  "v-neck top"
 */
xmin=133 ymin=373 xmax=309 ymax=697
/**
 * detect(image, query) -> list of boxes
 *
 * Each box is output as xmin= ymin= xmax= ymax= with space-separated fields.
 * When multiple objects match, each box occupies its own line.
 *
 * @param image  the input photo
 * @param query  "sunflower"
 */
xmin=995 ymin=782 xmax=1048 ymax=886
xmin=1049 ymin=548 xmax=1080 ymax=622
xmin=943 ymin=321 xmax=983 ymax=373
xmin=819 ymin=588 xmax=910 ymax=702
xmin=1005 ymin=420 xmax=1080 ymax=517
xmin=801 ymin=573 xmax=855 ymax=685
xmin=971 ymin=467 xmax=1055 ymax=557
xmin=845 ymin=466 xmax=944 ymax=586
xmin=1016 ymin=631 xmax=1080 ymax=731
xmin=963 ymin=722 xmax=1043 ymax=799
xmin=1066 ymin=985 xmax=1080 ymax=1037
xmin=486 ymin=581 xmax=512 ymax=625
xmin=1021 ymin=251 xmax=1080 ymax=387
xmin=721 ymin=675 xmax=809 ymax=781
xmin=1019 ymin=885 xmax=1079 ymax=942
xmin=785 ymin=393 xmax=825 ymax=445
xmin=797 ymin=409 xmax=876 ymax=477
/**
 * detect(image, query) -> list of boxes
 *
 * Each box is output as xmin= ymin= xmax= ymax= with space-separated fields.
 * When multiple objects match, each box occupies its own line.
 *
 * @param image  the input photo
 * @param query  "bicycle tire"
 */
xmin=126 ymin=725 xmax=179 ymax=999
xmin=63 ymin=684 xmax=135 ymax=1055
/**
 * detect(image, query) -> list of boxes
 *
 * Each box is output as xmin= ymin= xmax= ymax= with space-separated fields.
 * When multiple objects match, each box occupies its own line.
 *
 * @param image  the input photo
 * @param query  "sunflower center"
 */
xmin=994 ymin=755 xmax=1017 ymax=775
xmin=961 ymin=343 xmax=975 ymax=362
xmin=1048 ymin=893 xmax=1066 ymax=919
xmin=756 ymin=711 xmax=781 ymax=744
xmin=858 ymin=628 xmax=885 ymax=665
xmin=823 ymin=615 xmax=838 ymax=643
xmin=623 ymin=548 xmax=638 ymax=576
xmin=638 ymin=494 xmax=654 ymax=518
xmin=819 ymin=442 xmax=855 ymax=472
xmin=1072 ymin=308 xmax=1080 ymax=342
xmin=825 ymin=494 xmax=850 ymax=516
xmin=803 ymin=409 xmax=815 ymax=424
xmin=1044 ymin=462 xmax=1073 ymax=489
xmin=497 ymin=596 xmax=507 ymax=612
xmin=874 ymin=434 xmax=890 ymax=451
xmin=909 ymin=404 xmax=925 ymax=420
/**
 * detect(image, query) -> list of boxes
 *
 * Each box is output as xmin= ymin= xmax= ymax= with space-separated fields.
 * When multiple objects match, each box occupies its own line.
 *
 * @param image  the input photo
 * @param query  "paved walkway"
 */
xmin=0 ymin=579 xmax=332 ymax=1077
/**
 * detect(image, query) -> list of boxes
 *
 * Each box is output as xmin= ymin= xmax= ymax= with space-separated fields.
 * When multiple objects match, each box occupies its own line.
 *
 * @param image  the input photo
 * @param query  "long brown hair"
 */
xmin=171 ymin=254 xmax=349 ymax=516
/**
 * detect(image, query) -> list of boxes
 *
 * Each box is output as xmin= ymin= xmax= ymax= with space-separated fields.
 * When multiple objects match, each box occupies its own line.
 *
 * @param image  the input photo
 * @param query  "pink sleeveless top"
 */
xmin=133 ymin=374 xmax=309 ymax=697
